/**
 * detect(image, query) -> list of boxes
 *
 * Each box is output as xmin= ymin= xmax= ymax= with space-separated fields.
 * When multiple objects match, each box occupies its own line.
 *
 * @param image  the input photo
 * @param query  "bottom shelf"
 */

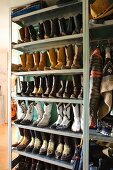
xmin=12 ymin=149 xmax=72 ymax=169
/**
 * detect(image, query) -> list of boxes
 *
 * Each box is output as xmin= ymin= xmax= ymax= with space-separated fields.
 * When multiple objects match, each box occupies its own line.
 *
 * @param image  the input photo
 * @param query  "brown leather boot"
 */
xmin=47 ymin=134 xmax=55 ymax=157
xmin=19 ymin=27 xmax=25 ymax=43
xmin=38 ymin=51 xmax=47 ymax=70
xmin=71 ymin=44 xmax=83 ymax=69
xmin=55 ymin=136 xmax=64 ymax=159
xmin=24 ymin=27 xmax=30 ymax=42
xmin=29 ymin=52 xmax=40 ymax=71
xmin=45 ymin=48 xmax=57 ymax=70
xmin=19 ymin=53 xmax=26 ymax=71
xmin=39 ymin=133 xmax=49 ymax=155
xmin=49 ymin=76 xmax=59 ymax=98
xmin=63 ymin=80 xmax=73 ymax=98
xmin=62 ymin=44 xmax=74 ymax=69
xmin=55 ymin=47 xmax=66 ymax=70
xmin=36 ymin=77 xmax=46 ymax=97
xmin=70 ymin=75 xmax=81 ymax=99
xmin=25 ymin=53 xmax=34 ymax=71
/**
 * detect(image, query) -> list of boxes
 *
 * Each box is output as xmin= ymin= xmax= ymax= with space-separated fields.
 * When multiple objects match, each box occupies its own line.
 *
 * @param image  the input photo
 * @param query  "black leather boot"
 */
xmin=67 ymin=16 xmax=75 ymax=35
xmin=36 ymin=77 xmax=46 ymax=97
xmin=73 ymin=14 xmax=82 ymax=34
xmin=56 ymin=80 xmax=66 ymax=98
xmin=33 ymin=76 xmax=40 ymax=96
xmin=32 ymin=131 xmax=42 ymax=154
xmin=58 ymin=17 xmax=67 ymax=36
xmin=17 ymin=81 xmax=27 ymax=96
xmin=70 ymin=75 xmax=81 ymax=99
xmin=28 ymin=25 xmax=37 ymax=41
xmin=63 ymin=80 xmax=73 ymax=98
xmin=15 ymin=155 xmax=25 ymax=170
xmin=45 ymin=163 xmax=51 ymax=170
xmin=24 ymin=81 xmax=34 ymax=96
xmin=42 ymin=75 xmax=53 ymax=97
xmin=38 ymin=23 xmax=45 ymax=39
xmin=30 ymin=159 xmax=38 ymax=170
xmin=36 ymin=161 xmax=45 ymax=170
xmin=43 ymin=20 xmax=51 ymax=39
xmin=23 ymin=157 xmax=32 ymax=170
xmin=49 ymin=76 xmax=59 ymax=98
xmin=12 ymin=128 xmax=24 ymax=147
xmin=25 ymin=130 xmax=35 ymax=152
xmin=50 ymin=18 xmax=60 ymax=37
xmin=39 ymin=133 xmax=49 ymax=155
xmin=78 ymin=74 xmax=83 ymax=99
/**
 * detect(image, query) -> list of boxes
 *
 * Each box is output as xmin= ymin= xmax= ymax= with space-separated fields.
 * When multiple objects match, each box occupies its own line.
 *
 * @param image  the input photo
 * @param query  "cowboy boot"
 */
xmin=71 ymin=138 xmax=81 ymax=164
xmin=80 ymin=104 xmax=84 ymax=131
xmin=28 ymin=25 xmax=37 ymax=41
xmin=62 ymin=44 xmax=74 ymax=69
xmin=38 ymin=23 xmax=45 ymax=39
xmin=56 ymin=103 xmax=72 ymax=130
xmin=36 ymin=161 xmax=45 ymax=170
xmin=67 ymin=16 xmax=75 ymax=35
xmin=61 ymin=137 xmax=72 ymax=161
xmin=12 ymin=128 xmax=24 ymax=147
xmin=17 ymin=81 xmax=27 ymax=96
xmin=58 ymin=17 xmax=67 ymax=36
xmin=45 ymin=48 xmax=57 ymax=70
xmin=73 ymin=14 xmax=82 ymax=34
xmin=23 ymin=157 xmax=32 ymax=170
xmin=71 ymin=44 xmax=83 ymax=69
xmin=50 ymin=103 xmax=63 ymax=129
xmin=19 ymin=53 xmax=26 ymax=71
xmin=55 ymin=136 xmax=64 ymax=159
xmin=25 ymin=130 xmax=35 ymax=152
xmin=15 ymin=155 xmax=25 ymax=170
xmin=32 ymin=76 xmax=40 ymax=96
xmin=30 ymin=159 xmax=38 ymax=170
xmin=25 ymin=53 xmax=34 ymax=71
xmin=29 ymin=52 xmax=40 ymax=71
xmin=32 ymin=131 xmax=42 ymax=154
xmin=39 ymin=133 xmax=49 ymax=155
xmin=37 ymin=102 xmax=53 ymax=127
xmin=70 ymin=75 xmax=81 ymax=99
xmin=36 ymin=77 xmax=46 ymax=97
xmin=19 ymin=27 xmax=25 ymax=43
xmin=78 ymin=74 xmax=83 ymax=99
xmin=71 ymin=104 xmax=81 ymax=132
xmin=38 ymin=51 xmax=47 ymax=70
xmin=33 ymin=101 xmax=44 ymax=126
xmin=50 ymin=18 xmax=60 ymax=38
xmin=55 ymin=47 xmax=66 ymax=70
xmin=24 ymin=27 xmax=30 ymax=42
xmin=42 ymin=75 xmax=53 ymax=97
xmin=49 ymin=75 xmax=59 ymax=98
xmin=56 ymin=80 xmax=66 ymax=98
xmin=47 ymin=134 xmax=55 ymax=157
xmin=43 ymin=20 xmax=51 ymax=39
xmin=17 ymin=129 xmax=31 ymax=150
xmin=20 ymin=101 xmax=34 ymax=125
xmin=14 ymin=100 xmax=27 ymax=124
xmin=24 ymin=81 xmax=34 ymax=96
xmin=63 ymin=80 xmax=73 ymax=98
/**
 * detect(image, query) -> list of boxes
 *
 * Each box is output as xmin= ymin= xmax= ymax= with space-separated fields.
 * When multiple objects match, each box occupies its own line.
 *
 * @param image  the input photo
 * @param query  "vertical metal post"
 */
xmin=83 ymin=0 xmax=90 ymax=170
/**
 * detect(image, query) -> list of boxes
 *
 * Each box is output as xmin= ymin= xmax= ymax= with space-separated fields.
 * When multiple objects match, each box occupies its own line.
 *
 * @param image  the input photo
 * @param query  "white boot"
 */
xmin=80 ymin=104 xmax=84 ymax=131
xmin=71 ymin=104 xmax=81 ymax=132
xmin=37 ymin=103 xmax=53 ymax=127
xmin=33 ymin=102 xmax=44 ymax=126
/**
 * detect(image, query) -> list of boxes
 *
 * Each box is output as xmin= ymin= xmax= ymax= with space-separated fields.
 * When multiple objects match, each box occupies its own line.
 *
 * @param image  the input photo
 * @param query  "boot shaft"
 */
xmin=33 ymin=52 xmax=40 ymax=66
xmin=24 ymin=129 xmax=31 ymax=140
xmin=26 ymin=81 xmax=34 ymax=93
xmin=58 ymin=47 xmax=66 ymax=64
xmin=56 ymin=80 xmax=66 ymax=97
xmin=34 ymin=76 xmax=40 ymax=88
xmin=44 ymin=102 xmax=53 ymax=115
xmin=39 ymin=51 xmax=47 ymax=70
xmin=19 ymin=27 xmax=25 ymax=42
xmin=48 ymin=48 xmax=57 ymax=68
xmin=72 ymin=75 xmax=81 ymax=92
xmin=73 ymin=13 xmax=82 ymax=34
xmin=66 ymin=44 xmax=74 ymax=65
xmin=35 ymin=101 xmax=44 ymax=118
xmin=73 ymin=44 xmax=83 ymax=67
xmin=18 ymin=100 xmax=27 ymax=114
xmin=72 ymin=104 xmax=80 ymax=119
xmin=20 ymin=54 xmax=26 ymax=67
xmin=57 ymin=103 xmax=64 ymax=117
xmin=58 ymin=17 xmax=67 ymax=36
xmin=67 ymin=16 xmax=75 ymax=35
xmin=43 ymin=20 xmax=51 ymax=38
xmin=28 ymin=25 xmax=37 ymax=41
xmin=38 ymin=23 xmax=44 ymax=39
xmin=26 ymin=54 xmax=34 ymax=69
xmin=50 ymin=18 xmax=60 ymax=37
xmin=24 ymin=27 xmax=30 ymax=42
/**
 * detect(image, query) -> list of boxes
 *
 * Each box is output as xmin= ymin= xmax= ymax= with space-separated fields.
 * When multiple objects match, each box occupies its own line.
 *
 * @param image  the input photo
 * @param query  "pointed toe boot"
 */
xmin=63 ymin=80 xmax=73 ymax=98
xmin=24 ymin=81 xmax=34 ymax=97
xmin=58 ymin=17 xmax=67 ymax=36
xmin=17 ymin=81 xmax=27 ymax=96
xmin=45 ymin=48 xmax=57 ymax=70
xmin=56 ymin=80 xmax=66 ymax=98
xmin=61 ymin=137 xmax=72 ymax=161
xmin=38 ymin=51 xmax=47 ymax=71
xmin=42 ymin=75 xmax=53 ymax=97
xmin=25 ymin=130 xmax=35 ymax=152
xmin=32 ymin=131 xmax=42 ymax=154
xmin=39 ymin=133 xmax=49 ymax=155
xmin=49 ymin=76 xmax=59 ymax=98
xmin=38 ymin=23 xmax=45 ymax=39
xmin=47 ymin=134 xmax=55 ymax=157
xmin=43 ymin=20 xmax=51 ymax=39
xmin=12 ymin=128 xmax=24 ymax=147
xmin=28 ymin=25 xmax=37 ymax=41
xmin=29 ymin=52 xmax=40 ymax=71
xmin=55 ymin=136 xmax=64 ymax=159
xmin=70 ymin=75 xmax=81 ymax=99
xmin=50 ymin=18 xmax=60 ymax=38
xmin=55 ymin=47 xmax=66 ymax=70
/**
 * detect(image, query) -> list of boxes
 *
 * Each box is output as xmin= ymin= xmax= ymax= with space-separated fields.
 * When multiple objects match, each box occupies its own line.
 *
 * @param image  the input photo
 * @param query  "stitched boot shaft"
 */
xmin=19 ymin=53 xmax=26 ymax=71
xmin=17 ymin=129 xmax=31 ymax=150
xmin=70 ymin=75 xmax=81 ymax=99
xmin=14 ymin=100 xmax=27 ymax=124
xmin=63 ymin=80 xmax=73 ymax=98
xmin=39 ymin=132 xmax=49 ymax=155
xmin=25 ymin=53 xmax=34 ymax=71
xmin=71 ymin=44 xmax=83 ymax=69
xmin=32 ymin=131 xmax=42 ymax=153
xmin=49 ymin=75 xmax=59 ymax=98
xmin=38 ymin=51 xmax=47 ymax=70
xmin=62 ymin=44 xmax=74 ymax=69
xmin=17 ymin=81 xmax=27 ymax=96
xmin=50 ymin=103 xmax=63 ymax=129
xmin=30 ymin=159 xmax=38 ymax=170
xmin=33 ymin=102 xmax=44 ymax=126
xmin=12 ymin=128 xmax=24 ymax=147
xmin=50 ymin=18 xmax=60 ymax=38
xmin=45 ymin=48 xmax=57 ymax=70
xmin=25 ymin=130 xmax=35 ymax=152
xmin=73 ymin=14 xmax=82 ymax=34
xmin=36 ymin=161 xmax=45 ymax=170
xmin=24 ymin=27 xmax=30 ymax=42
xmin=43 ymin=75 xmax=53 ymax=97
xmin=55 ymin=47 xmax=66 ymax=70
xmin=28 ymin=25 xmax=37 ymax=41
xmin=47 ymin=134 xmax=55 ymax=157
xmin=78 ymin=74 xmax=83 ymax=99
xmin=56 ymin=80 xmax=66 ymax=98
xmin=19 ymin=27 xmax=25 ymax=42
xmin=43 ymin=20 xmax=51 ymax=39
xmin=33 ymin=76 xmax=40 ymax=96
xmin=55 ymin=136 xmax=64 ymax=159
xmin=30 ymin=52 xmax=40 ymax=71
xmin=20 ymin=101 xmax=34 ymax=125
xmin=37 ymin=103 xmax=53 ymax=127
xmin=58 ymin=17 xmax=67 ymax=36
xmin=71 ymin=104 xmax=81 ymax=132
xmin=38 ymin=23 xmax=45 ymax=39
xmin=67 ymin=16 xmax=75 ymax=35
xmin=36 ymin=77 xmax=46 ymax=97
xmin=24 ymin=81 xmax=34 ymax=96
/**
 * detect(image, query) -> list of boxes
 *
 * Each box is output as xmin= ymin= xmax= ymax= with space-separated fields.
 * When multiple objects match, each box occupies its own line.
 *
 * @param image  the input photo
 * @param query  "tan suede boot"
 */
xmin=19 ymin=53 xmax=26 ymax=71
xmin=38 ymin=51 xmax=47 ymax=71
xmin=19 ymin=27 xmax=25 ymax=43
xmin=44 ymin=48 xmax=57 ymax=70
xmin=29 ymin=52 xmax=40 ymax=71
xmin=55 ymin=47 xmax=66 ymax=70
xmin=26 ymin=53 xmax=34 ymax=71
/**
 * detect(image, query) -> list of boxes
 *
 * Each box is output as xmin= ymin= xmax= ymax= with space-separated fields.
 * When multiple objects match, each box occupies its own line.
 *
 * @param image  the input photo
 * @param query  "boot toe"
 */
xmin=17 ymin=145 xmax=26 ymax=151
xmin=61 ymin=154 xmax=71 ymax=161
xmin=14 ymin=119 xmax=22 ymax=124
xmin=39 ymin=148 xmax=47 ymax=155
xmin=25 ymin=146 xmax=34 ymax=152
xmin=32 ymin=148 xmax=40 ymax=154
xmin=20 ymin=120 xmax=32 ymax=125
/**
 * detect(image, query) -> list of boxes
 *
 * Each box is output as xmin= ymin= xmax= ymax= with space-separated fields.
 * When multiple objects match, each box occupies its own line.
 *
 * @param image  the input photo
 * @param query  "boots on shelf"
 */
xmin=56 ymin=80 xmax=66 ymax=98
xmin=50 ymin=18 xmax=60 ymax=38
xmin=78 ymin=74 xmax=83 ymax=99
xmin=12 ymin=128 xmax=24 ymax=147
xmin=20 ymin=101 xmax=34 ymax=125
xmin=17 ymin=129 xmax=31 ymax=150
xmin=55 ymin=47 xmax=66 ymax=70
xmin=36 ymin=77 xmax=46 ymax=97
xmin=36 ymin=161 xmax=45 ymax=170
xmin=33 ymin=102 xmax=44 ymax=126
xmin=23 ymin=157 xmax=32 ymax=170
xmin=24 ymin=81 xmax=34 ymax=96
xmin=14 ymin=100 xmax=27 ymax=124
xmin=58 ymin=17 xmax=67 ymax=36
xmin=25 ymin=53 xmax=34 ymax=71
xmin=29 ymin=52 xmax=40 ymax=71
xmin=38 ymin=51 xmax=47 ymax=70
xmin=45 ymin=48 xmax=57 ymax=70
xmin=71 ymin=44 xmax=83 ymax=69
xmin=47 ymin=134 xmax=55 ymax=157
xmin=42 ymin=75 xmax=53 ymax=97
xmin=71 ymin=104 xmax=81 ymax=132
xmin=55 ymin=136 xmax=64 ymax=159
xmin=19 ymin=53 xmax=26 ymax=71
xmin=25 ymin=130 xmax=35 ymax=152
xmin=38 ymin=23 xmax=45 ymax=40
xmin=50 ymin=103 xmax=63 ymax=129
xmin=73 ymin=14 xmax=82 ymax=34
xmin=70 ymin=75 xmax=81 ymax=99
xmin=49 ymin=75 xmax=59 ymax=98
xmin=19 ymin=27 xmax=25 ymax=43
xmin=28 ymin=25 xmax=37 ymax=41
xmin=15 ymin=155 xmax=25 ymax=170
xmin=17 ymin=81 xmax=27 ymax=96
xmin=61 ymin=137 xmax=72 ymax=161
xmin=62 ymin=44 xmax=74 ymax=69
xmin=24 ymin=27 xmax=30 ymax=42
xmin=67 ymin=16 xmax=75 ymax=35
xmin=37 ymin=102 xmax=53 ymax=128
xmin=71 ymin=138 xmax=81 ymax=164
xmin=63 ymin=80 xmax=73 ymax=98
xmin=32 ymin=131 xmax=42 ymax=154
xmin=32 ymin=76 xmax=40 ymax=96
xmin=43 ymin=20 xmax=51 ymax=39
xmin=39 ymin=133 xmax=49 ymax=155
xmin=30 ymin=159 xmax=38 ymax=170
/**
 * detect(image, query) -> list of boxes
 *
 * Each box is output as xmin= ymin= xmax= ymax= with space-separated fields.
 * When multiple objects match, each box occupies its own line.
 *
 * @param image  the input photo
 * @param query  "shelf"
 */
xmin=12 ymin=69 xmax=83 ymax=76
xmin=12 ymin=122 xmax=83 ymax=139
xmin=12 ymin=34 xmax=83 ymax=52
xmin=12 ymin=95 xmax=83 ymax=104
xmin=12 ymin=150 xmax=72 ymax=169
xmin=89 ymin=19 xmax=113 ymax=29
